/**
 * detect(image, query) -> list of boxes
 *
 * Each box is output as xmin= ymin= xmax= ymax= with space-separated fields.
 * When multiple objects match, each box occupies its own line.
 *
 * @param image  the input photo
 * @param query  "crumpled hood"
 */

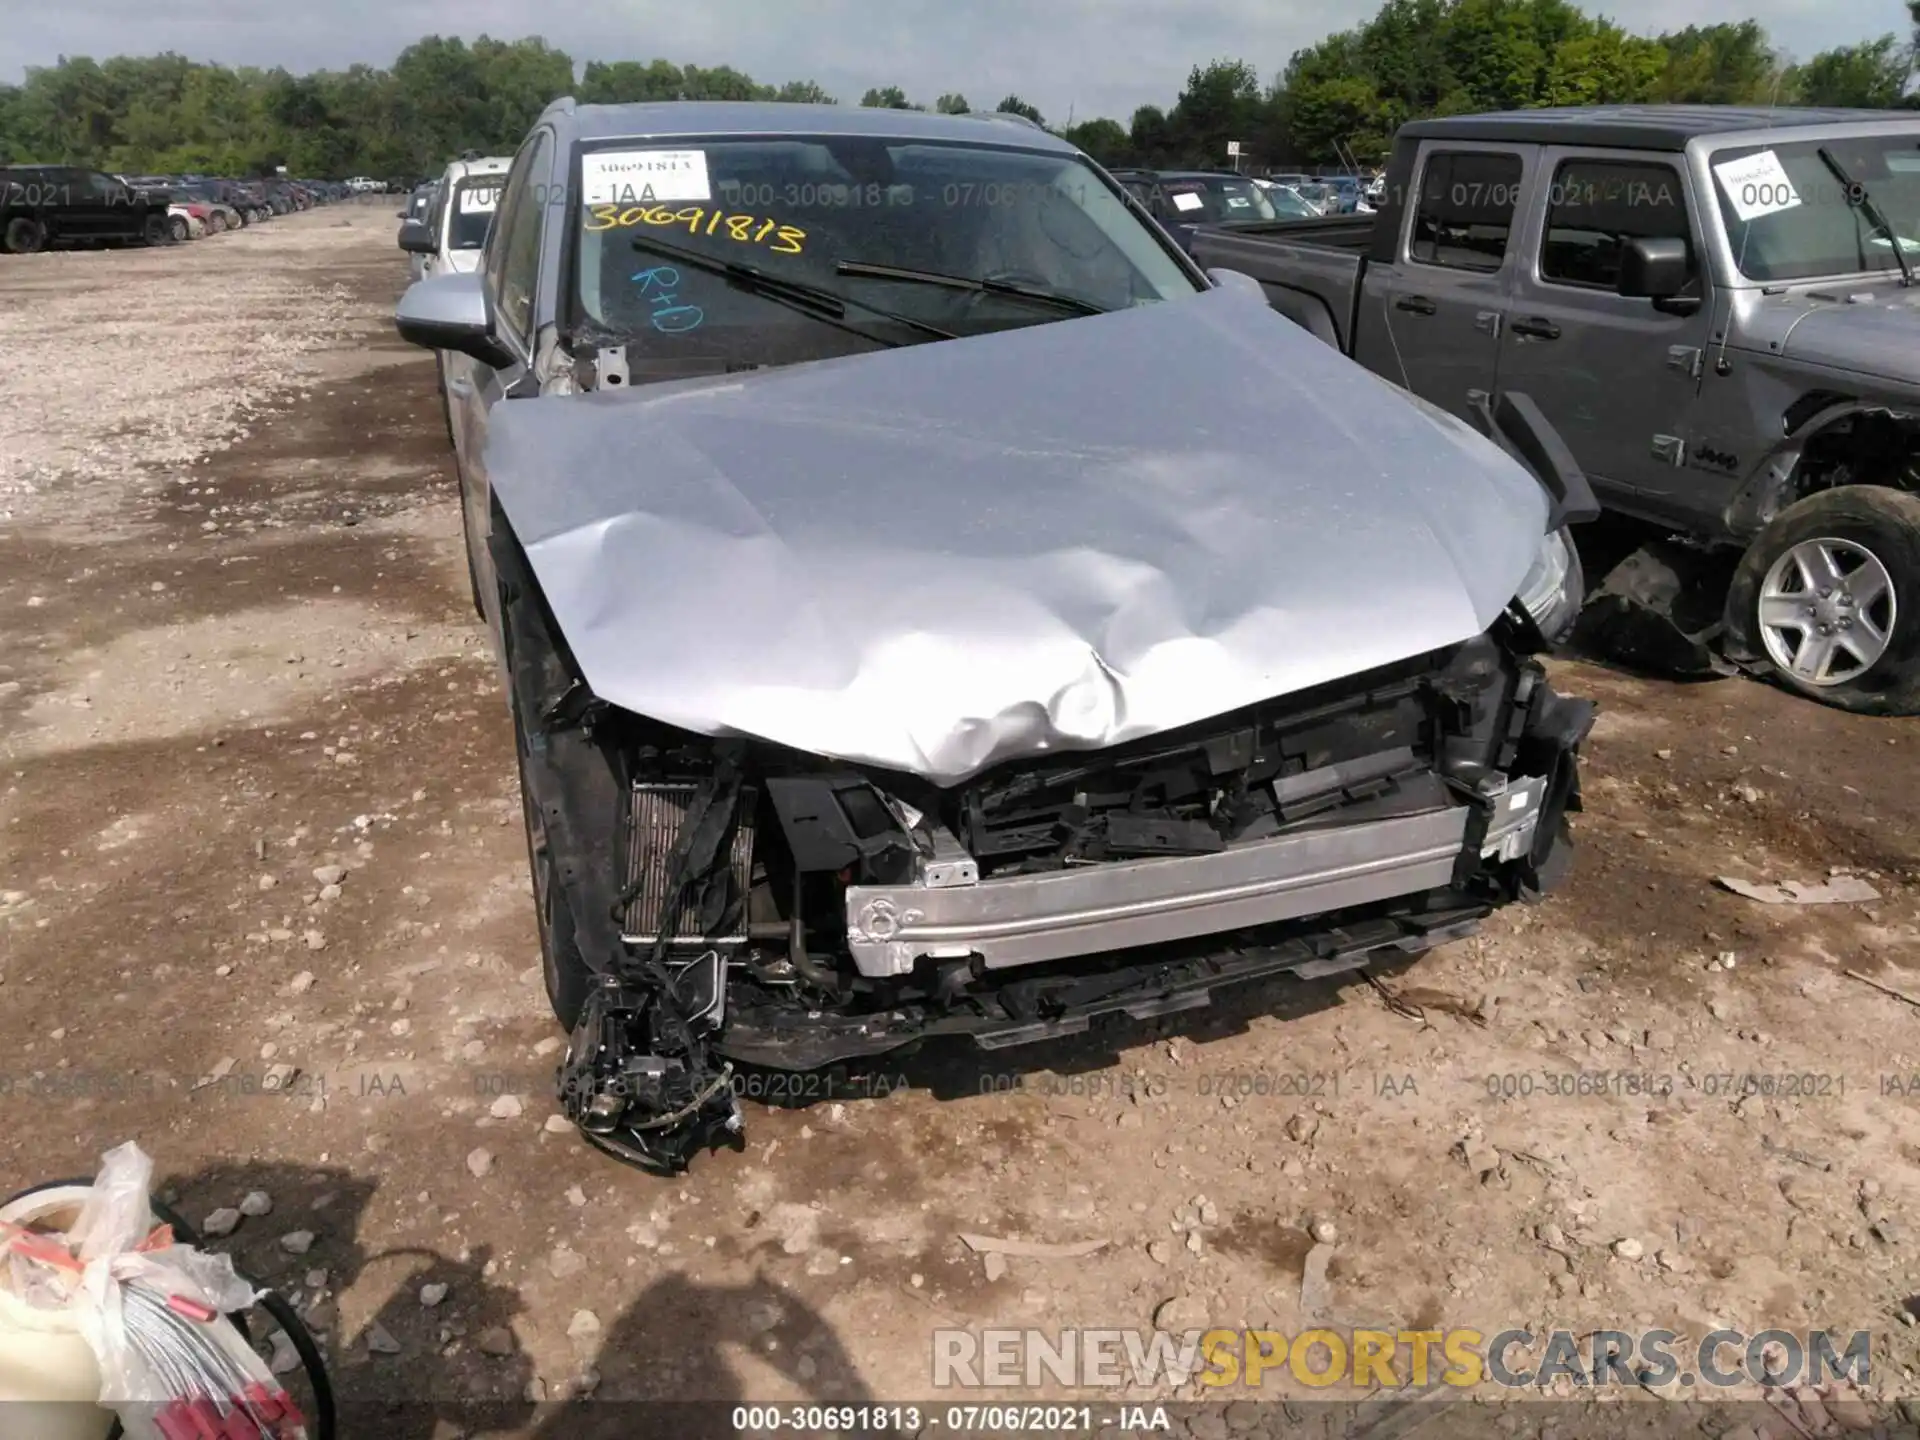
xmin=485 ymin=284 xmax=1548 ymax=786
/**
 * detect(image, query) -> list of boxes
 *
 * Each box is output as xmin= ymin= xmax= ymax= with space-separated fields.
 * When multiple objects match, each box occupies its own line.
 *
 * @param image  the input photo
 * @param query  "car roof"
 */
xmin=1397 ymin=103 xmax=1911 ymax=150
xmin=443 ymin=156 xmax=512 ymax=182
xmin=547 ymin=99 xmax=1077 ymax=154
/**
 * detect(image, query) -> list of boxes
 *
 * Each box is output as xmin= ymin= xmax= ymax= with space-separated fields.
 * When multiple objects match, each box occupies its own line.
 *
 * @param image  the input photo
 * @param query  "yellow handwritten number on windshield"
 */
xmin=585 ymin=204 xmax=805 ymax=255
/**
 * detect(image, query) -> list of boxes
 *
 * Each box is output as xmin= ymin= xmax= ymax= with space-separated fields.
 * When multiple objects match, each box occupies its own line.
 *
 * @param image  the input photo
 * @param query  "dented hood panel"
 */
xmin=484 ymin=285 xmax=1548 ymax=785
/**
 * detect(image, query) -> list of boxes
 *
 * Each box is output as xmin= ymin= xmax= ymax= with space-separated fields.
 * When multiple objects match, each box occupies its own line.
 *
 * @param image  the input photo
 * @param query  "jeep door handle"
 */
xmin=1395 ymin=294 xmax=1438 ymax=315
xmin=1510 ymin=316 xmax=1560 ymax=340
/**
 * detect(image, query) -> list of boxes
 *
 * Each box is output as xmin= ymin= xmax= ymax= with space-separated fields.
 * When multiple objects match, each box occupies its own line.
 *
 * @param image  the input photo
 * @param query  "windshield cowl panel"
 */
xmin=570 ymin=135 xmax=1199 ymax=363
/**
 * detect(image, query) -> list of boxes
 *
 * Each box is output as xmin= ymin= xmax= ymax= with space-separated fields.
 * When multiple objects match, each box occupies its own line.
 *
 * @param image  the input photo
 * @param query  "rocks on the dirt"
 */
xmin=1153 ymin=1294 xmax=1207 ymax=1332
xmin=477 ymin=1326 xmax=516 ymax=1357
xmin=567 ymin=1309 xmax=601 ymax=1340
xmin=1147 ymin=1239 xmax=1173 ymax=1265
xmin=279 ymin=1230 xmax=316 ymax=1255
xmin=566 ymin=1185 xmax=587 ymax=1208
xmin=1310 ymin=1218 xmax=1338 ymax=1244
xmin=302 ymin=930 xmax=326 ymax=951
xmin=366 ymin=1322 xmax=401 ymax=1355
xmin=548 ymin=1245 xmax=586 ymax=1279
xmin=313 ymin=864 xmax=348 ymax=886
xmin=489 ymin=1094 xmax=523 ymax=1119
xmin=289 ymin=971 xmax=316 ymax=994
xmin=983 ymin=1252 xmax=1009 ymax=1282
xmin=543 ymin=1114 xmax=571 ymax=1135
xmin=200 ymin=1207 xmax=242 ymax=1238
xmin=419 ymin=1282 xmax=449 ymax=1308
xmin=465 ymin=1148 xmax=493 ymax=1179
xmin=238 ymin=1190 xmax=273 ymax=1217
xmin=1612 ymin=1237 xmax=1644 ymax=1261
xmin=267 ymin=1330 xmax=301 ymax=1376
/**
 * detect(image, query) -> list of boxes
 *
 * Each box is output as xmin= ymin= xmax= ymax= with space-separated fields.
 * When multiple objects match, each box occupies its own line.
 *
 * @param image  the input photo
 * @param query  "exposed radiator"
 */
xmin=621 ymin=782 xmax=758 ymax=945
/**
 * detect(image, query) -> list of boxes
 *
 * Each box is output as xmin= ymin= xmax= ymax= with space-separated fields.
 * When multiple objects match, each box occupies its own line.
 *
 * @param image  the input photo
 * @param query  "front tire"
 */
xmin=168 ymin=214 xmax=189 ymax=242
xmin=513 ymin=700 xmax=592 ymax=1028
xmin=4 ymin=216 xmax=46 ymax=254
xmin=143 ymin=214 xmax=170 ymax=246
xmin=1724 ymin=485 xmax=1920 ymax=715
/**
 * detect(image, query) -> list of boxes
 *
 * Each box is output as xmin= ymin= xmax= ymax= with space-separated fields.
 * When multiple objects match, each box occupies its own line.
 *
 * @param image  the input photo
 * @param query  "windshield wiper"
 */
xmin=627 ymin=232 xmax=956 ymax=344
xmin=1817 ymin=146 xmax=1915 ymax=288
xmin=833 ymin=261 xmax=1108 ymax=316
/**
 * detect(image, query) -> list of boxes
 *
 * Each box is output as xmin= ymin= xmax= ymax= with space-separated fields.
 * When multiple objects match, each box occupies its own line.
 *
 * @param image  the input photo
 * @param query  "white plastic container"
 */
xmin=0 ymin=1184 xmax=119 ymax=1440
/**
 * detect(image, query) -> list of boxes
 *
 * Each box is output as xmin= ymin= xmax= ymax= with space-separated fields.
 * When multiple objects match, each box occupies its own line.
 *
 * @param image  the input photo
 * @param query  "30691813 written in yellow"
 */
xmin=582 ymin=203 xmax=806 ymax=255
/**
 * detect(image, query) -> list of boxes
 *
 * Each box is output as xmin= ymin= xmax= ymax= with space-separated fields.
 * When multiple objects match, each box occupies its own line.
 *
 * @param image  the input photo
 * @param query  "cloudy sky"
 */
xmin=3 ymin=0 xmax=1908 ymax=123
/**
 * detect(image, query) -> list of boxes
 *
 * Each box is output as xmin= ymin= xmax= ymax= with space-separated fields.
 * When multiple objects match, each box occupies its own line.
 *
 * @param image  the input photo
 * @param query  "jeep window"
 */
xmin=1409 ymin=150 xmax=1524 ymax=272
xmin=570 ymin=136 xmax=1199 ymax=362
xmin=1710 ymin=135 xmax=1920 ymax=282
xmin=449 ymin=177 xmax=501 ymax=250
xmin=1541 ymin=158 xmax=1692 ymax=289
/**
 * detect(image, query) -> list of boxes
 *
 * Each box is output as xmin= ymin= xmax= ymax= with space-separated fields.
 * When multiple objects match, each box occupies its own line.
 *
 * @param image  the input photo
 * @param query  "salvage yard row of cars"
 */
xmin=386 ymin=97 xmax=1920 ymax=1177
xmin=0 ymin=168 xmax=354 ymax=253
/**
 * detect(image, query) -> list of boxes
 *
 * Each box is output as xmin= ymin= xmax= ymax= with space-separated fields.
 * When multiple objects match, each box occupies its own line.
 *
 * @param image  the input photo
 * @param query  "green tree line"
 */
xmin=0 ymin=0 xmax=1913 ymax=176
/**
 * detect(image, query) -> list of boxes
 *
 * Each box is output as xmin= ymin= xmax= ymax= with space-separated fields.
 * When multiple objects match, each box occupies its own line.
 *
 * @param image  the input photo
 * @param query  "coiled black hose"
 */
xmin=1 ymin=1178 xmax=336 ymax=1440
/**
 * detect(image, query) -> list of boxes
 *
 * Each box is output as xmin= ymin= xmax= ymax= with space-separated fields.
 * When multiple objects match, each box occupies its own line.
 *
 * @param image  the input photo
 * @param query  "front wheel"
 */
xmin=513 ymin=700 xmax=592 ymax=1028
xmin=1724 ymin=485 xmax=1920 ymax=715
xmin=4 ymin=216 xmax=46 ymax=254
xmin=142 ymin=214 xmax=170 ymax=246
xmin=168 ymin=214 xmax=189 ymax=242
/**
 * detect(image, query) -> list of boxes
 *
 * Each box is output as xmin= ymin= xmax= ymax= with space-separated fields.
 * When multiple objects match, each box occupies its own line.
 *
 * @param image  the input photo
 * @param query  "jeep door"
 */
xmin=1370 ymin=143 xmax=1534 ymax=424
xmin=1496 ymin=148 xmax=1716 ymax=524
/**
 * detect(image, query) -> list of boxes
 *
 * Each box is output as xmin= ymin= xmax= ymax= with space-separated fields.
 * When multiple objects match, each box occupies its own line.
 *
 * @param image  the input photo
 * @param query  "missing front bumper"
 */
xmin=843 ymin=804 xmax=1481 ymax=977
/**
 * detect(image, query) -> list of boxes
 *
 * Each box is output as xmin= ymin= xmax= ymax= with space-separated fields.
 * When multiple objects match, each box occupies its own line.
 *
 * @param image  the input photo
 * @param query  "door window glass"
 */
xmin=1409 ymin=151 xmax=1523 ymax=272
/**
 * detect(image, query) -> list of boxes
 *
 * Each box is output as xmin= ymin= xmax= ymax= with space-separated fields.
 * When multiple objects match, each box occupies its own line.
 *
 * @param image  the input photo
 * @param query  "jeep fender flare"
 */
xmin=1724 ymin=397 xmax=1920 ymax=540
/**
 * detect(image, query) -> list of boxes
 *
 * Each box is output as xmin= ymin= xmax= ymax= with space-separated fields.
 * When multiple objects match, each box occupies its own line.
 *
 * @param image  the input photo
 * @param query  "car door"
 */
xmin=1496 ymin=148 xmax=1714 ymax=520
xmin=1369 ymin=143 xmax=1533 ymax=424
xmin=454 ymin=130 xmax=552 ymax=638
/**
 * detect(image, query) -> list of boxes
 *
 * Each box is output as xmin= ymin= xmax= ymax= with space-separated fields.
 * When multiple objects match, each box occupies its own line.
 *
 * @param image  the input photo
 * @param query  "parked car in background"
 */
xmin=1110 ymin=168 xmax=1304 ymax=253
xmin=1 ymin=165 xmax=170 ymax=252
xmin=389 ymin=98 xmax=1594 ymax=1173
xmin=403 ymin=155 xmax=509 ymax=279
xmin=1191 ymin=104 xmax=1920 ymax=714
xmin=1254 ymin=178 xmax=1326 ymax=218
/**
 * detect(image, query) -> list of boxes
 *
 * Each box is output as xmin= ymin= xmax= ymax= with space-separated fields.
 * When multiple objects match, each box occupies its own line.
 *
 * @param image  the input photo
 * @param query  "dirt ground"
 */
xmin=3 ymin=205 xmax=1919 ymax=1440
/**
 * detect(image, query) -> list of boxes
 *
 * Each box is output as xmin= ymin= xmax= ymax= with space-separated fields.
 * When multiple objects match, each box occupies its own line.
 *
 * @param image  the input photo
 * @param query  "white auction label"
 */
xmin=458 ymin=187 xmax=498 ymax=213
xmin=1170 ymin=191 xmax=1204 ymax=212
xmin=581 ymin=149 xmax=712 ymax=205
xmin=1712 ymin=149 xmax=1801 ymax=222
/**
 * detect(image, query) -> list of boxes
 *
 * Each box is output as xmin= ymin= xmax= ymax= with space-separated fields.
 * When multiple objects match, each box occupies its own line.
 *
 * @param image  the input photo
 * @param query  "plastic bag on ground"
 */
xmin=1 ymin=1143 xmax=306 ymax=1440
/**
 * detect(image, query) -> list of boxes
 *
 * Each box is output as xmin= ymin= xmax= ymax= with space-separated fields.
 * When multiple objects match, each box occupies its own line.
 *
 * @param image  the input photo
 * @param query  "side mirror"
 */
xmin=397 ymin=219 xmax=436 ymax=255
xmin=1617 ymin=236 xmax=1691 ymax=300
xmin=1206 ymin=267 xmax=1265 ymax=300
xmin=394 ymin=271 xmax=514 ymax=368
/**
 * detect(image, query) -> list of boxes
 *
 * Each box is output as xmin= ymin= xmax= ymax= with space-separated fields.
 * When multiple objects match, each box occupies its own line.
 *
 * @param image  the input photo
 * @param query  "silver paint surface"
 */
xmin=484 ymin=284 xmax=1548 ymax=785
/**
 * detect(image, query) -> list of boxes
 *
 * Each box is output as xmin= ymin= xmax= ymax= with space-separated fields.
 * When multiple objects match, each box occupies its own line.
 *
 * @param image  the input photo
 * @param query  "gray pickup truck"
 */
xmin=1193 ymin=105 xmax=1920 ymax=716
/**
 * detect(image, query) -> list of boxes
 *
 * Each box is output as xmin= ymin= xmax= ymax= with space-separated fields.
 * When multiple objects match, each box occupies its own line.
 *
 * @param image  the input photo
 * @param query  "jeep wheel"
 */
xmin=4 ymin=217 xmax=46 ymax=254
xmin=144 ymin=214 xmax=171 ymax=245
xmin=1725 ymin=486 xmax=1920 ymax=715
xmin=514 ymin=701 xmax=592 ymax=1028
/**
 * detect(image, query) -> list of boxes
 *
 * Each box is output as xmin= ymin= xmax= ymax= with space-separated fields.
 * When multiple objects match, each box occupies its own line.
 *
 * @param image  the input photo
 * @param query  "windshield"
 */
xmin=572 ymin=135 xmax=1198 ymax=362
xmin=449 ymin=177 xmax=500 ymax=249
xmin=1261 ymin=186 xmax=1319 ymax=220
xmin=1157 ymin=177 xmax=1279 ymax=224
xmin=1710 ymin=133 xmax=1920 ymax=282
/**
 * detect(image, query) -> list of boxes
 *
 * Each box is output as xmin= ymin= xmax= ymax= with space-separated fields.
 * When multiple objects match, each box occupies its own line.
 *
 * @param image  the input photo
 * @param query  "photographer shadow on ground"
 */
xmin=530 ymin=1270 xmax=878 ymax=1440
xmin=159 ymin=1156 xmax=540 ymax=1439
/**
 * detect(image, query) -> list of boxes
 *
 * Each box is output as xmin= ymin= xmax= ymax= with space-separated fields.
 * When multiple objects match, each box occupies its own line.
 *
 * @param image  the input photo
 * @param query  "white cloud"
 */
xmin=2 ymin=0 xmax=1907 ymax=122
